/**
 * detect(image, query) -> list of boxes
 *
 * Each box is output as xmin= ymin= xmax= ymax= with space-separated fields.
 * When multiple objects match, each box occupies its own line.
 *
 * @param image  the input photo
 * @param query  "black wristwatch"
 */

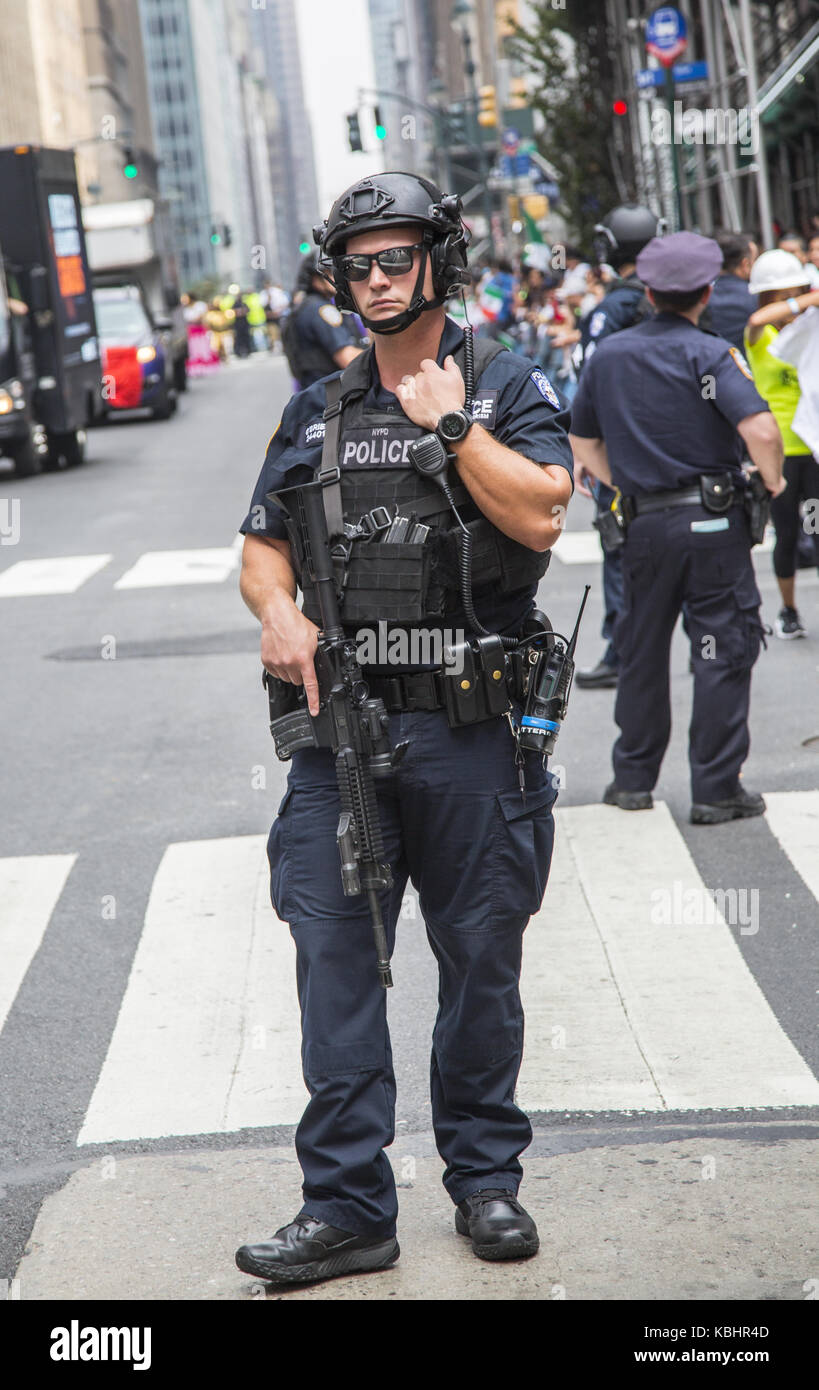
xmin=436 ymin=408 xmax=473 ymax=446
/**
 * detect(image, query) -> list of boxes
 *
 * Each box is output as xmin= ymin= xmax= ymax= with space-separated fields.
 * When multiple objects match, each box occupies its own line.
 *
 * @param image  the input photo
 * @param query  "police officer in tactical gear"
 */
xmin=282 ymin=251 xmax=365 ymax=390
xmin=574 ymin=204 xmax=661 ymax=690
xmin=235 ymin=172 xmax=574 ymax=1284
xmin=569 ymin=231 xmax=785 ymax=823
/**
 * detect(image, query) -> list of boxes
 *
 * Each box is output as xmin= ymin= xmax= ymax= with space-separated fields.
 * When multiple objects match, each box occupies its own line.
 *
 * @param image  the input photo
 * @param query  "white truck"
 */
xmin=82 ymin=199 xmax=188 ymax=394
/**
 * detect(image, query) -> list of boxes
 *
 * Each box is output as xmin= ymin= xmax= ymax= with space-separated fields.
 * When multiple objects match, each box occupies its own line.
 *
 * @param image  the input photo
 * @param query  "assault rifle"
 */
xmin=262 ymin=478 xmax=408 ymax=988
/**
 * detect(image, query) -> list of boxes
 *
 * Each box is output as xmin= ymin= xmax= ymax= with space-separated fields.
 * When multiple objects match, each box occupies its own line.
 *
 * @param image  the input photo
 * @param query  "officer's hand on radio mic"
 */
xmin=261 ymin=607 xmax=321 ymax=716
xmin=395 ymin=355 xmax=465 ymax=431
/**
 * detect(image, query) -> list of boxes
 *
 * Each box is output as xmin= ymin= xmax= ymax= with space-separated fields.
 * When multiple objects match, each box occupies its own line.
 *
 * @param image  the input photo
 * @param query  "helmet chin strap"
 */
xmin=353 ymin=244 xmax=444 ymax=336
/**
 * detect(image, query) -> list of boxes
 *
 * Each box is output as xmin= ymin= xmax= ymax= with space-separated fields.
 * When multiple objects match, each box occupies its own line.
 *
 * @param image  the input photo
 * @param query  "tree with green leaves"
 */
xmin=509 ymin=0 xmax=627 ymax=251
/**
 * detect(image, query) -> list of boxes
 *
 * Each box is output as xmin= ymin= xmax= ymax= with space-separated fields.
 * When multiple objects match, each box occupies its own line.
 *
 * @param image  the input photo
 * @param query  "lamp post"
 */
xmin=451 ymin=0 xmax=495 ymax=244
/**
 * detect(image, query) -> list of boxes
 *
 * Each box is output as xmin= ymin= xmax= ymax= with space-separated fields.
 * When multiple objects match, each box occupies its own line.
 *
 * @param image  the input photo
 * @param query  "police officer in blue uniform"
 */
xmin=234 ymin=173 xmax=574 ymax=1284
xmin=573 ymin=204 xmax=661 ymax=689
xmin=569 ymin=231 xmax=785 ymax=823
xmin=283 ymin=251 xmax=365 ymax=390
xmin=703 ymin=231 xmax=759 ymax=352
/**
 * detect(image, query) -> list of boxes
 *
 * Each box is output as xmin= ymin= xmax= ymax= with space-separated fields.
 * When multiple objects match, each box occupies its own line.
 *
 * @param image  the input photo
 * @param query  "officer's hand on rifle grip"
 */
xmin=261 ymin=607 xmax=321 ymax=716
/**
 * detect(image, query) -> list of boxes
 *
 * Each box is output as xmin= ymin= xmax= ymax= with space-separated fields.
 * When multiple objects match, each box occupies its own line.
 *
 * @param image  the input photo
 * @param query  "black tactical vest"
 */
xmin=298 ymin=336 xmax=551 ymax=627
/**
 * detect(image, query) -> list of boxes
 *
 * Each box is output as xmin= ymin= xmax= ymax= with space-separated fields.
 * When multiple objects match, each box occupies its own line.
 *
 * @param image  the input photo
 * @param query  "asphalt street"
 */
xmin=1 ymin=347 xmax=818 ymax=1303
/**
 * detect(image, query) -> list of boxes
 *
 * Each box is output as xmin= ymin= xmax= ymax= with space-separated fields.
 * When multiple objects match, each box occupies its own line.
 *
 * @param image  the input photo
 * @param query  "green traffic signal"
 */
xmin=123 ymin=163 xmax=138 ymax=179
xmin=210 ymin=230 xmax=222 ymax=245
xmin=299 ymin=241 xmax=311 ymax=254
xmin=374 ymin=125 xmax=387 ymax=141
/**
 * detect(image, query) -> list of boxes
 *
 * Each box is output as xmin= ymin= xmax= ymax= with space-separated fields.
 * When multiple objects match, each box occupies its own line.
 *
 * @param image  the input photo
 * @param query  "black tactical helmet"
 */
xmin=295 ymin=250 xmax=330 ymax=295
xmin=592 ymin=204 xmax=664 ymax=269
xmin=313 ymin=171 xmax=471 ymax=335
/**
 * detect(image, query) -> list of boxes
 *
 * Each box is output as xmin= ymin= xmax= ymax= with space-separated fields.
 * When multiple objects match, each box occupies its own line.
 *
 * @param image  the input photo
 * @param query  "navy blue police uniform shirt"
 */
xmin=577 ymin=274 xmax=648 ymax=368
xmin=569 ymin=311 xmax=769 ymax=494
xmin=704 ymin=273 xmax=758 ymax=354
xmin=240 ymin=314 xmax=574 ymax=634
xmin=297 ymin=295 xmax=365 ymax=388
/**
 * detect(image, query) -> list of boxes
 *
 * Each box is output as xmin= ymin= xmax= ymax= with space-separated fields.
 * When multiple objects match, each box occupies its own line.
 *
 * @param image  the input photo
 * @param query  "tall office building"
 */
xmin=138 ymin=0 xmax=255 ymax=287
xmin=366 ymin=0 xmax=435 ymax=174
xmin=79 ymin=0 xmax=159 ymax=205
xmin=247 ymin=0 xmax=321 ymax=288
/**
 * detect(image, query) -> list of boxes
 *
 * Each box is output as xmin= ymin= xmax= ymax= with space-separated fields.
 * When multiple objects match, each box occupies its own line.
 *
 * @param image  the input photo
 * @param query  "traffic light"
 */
xmin=122 ymin=146 xmax=138 ymax=179
xmin=374 ymin=105 xmax=387 ymax=141
xmin=223 ymin=223 xmax=232 ymax=247
xmin=299 ymin=240 xmax=311 ymax=255
xmin=508 ymin=77 xmax=528 ymax=110
xmin=446 ymin=103 xmax=469 ymax=146
xmin=612 ymin=99 xmax=628 ymax=116
xmin=346 ymin=112 xmax=363 ymax=152
xmin=478 ymin=86 xmax=498 ymax=128
xmin=210 ymin=225 xmax=222 ymax=246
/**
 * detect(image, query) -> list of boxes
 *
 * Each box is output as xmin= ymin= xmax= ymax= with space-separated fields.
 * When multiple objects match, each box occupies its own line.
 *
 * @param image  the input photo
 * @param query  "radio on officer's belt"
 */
xmin=592 ymin=488 xmax=626 ymax=551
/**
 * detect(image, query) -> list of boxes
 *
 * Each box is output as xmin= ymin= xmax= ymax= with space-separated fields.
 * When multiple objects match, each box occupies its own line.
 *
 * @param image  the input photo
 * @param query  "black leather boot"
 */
xmin=235 ymin=1216 xmax=399 ymax=1285
xmin=690 ymin=786 xmax=766 ymax=825
xmin=455 ymin=1189 xmax=539 ymax=1261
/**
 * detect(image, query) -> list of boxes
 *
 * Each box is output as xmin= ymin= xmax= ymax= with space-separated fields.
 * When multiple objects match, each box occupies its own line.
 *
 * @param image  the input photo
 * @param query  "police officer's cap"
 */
xmin=636 ymin=231 xmax=723 ymax=292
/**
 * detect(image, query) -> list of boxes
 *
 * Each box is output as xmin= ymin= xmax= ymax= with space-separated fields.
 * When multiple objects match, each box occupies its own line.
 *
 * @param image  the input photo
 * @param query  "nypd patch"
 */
xmin=530 ymin=370 xmax=561 ymax=409
xmin=728 ymin=346 xmax=754 ymax=381
xmin=589 ymin=310 xmax=608 ymax=340
xmin=319 ymin=304 xmax=344 ymax=327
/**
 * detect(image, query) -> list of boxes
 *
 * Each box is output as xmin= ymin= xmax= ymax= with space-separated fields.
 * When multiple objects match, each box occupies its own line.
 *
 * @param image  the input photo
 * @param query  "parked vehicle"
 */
xmin=93 ymin=284 xmax=177 ymax=420
xmin=0 ymin=145 xmax=101 ymax=476
xmin=83 ymin=199 xmax=188 ymax=394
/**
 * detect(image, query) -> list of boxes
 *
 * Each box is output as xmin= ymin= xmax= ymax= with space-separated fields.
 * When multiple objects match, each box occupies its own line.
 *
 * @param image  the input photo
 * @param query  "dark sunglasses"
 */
xmin=336 ymin=242 xmax=424 ymax=282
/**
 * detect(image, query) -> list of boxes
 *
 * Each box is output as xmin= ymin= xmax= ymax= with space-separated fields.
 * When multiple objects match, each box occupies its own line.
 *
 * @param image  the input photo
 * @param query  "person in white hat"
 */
xmin=745 ymin=250 xmax=819 ymax=638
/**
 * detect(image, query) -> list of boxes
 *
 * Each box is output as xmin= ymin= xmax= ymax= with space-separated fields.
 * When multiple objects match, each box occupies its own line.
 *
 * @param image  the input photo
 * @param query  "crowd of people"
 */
xmin=452 ymin=225 xmax=819 ymax=405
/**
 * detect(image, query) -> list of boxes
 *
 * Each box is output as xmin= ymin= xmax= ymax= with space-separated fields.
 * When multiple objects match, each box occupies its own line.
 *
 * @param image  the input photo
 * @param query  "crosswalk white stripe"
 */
xmin=518 ymin=824 xmax=664 ymax=1111
xmin=763 ymin=790 xmax=819 ymax=904
xmin=551 ymin=531 xmax=603 ymax=565
xmin=114 ymin=547 xmax=239 ymax=589
xmin=77 ymin=836 xmax=305 ymax=1145
xmin=0 ymin=855 xmax=77 ymax=1031
xmin=0 ymin=555 xmax=111 ymax=597
xmin=519 ymin=801 xmax=819 ymax=1112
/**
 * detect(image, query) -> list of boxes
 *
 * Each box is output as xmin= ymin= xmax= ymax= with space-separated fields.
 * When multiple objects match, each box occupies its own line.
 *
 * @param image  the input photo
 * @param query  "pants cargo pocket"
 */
xmin=267 ymin=786 xmax=294 ymax=921
xmin=490 ymin=778 xmax=558 ymax=919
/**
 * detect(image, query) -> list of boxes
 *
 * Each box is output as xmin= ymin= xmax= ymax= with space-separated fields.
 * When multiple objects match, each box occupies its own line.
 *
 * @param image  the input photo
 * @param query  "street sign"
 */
xmin=636 ymin=60 xmax=708 ymax=88
xmin=645 ymin=6 xmax=688 ymax=68
xmin=502 ymin=128 xmax=521 ymax=153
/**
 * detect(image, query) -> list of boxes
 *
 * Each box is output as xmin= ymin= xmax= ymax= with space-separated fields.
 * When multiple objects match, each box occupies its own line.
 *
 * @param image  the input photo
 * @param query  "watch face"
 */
xmin=439 ymin=410 xmax=467 ymax=441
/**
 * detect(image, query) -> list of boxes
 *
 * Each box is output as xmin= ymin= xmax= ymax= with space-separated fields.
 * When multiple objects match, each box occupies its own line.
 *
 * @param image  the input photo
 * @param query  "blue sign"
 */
xmin=502 ymin=128 xmax=521 ymax=152
xmin=636 ymin=59 xmax=708 ymax=88
xmin=645 ymin=6 xmax=688 ymax=67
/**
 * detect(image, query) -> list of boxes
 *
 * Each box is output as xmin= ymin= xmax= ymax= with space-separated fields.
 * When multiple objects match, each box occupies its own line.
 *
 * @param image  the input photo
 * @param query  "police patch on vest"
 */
xmin=339 ymin=425 xmax=422 ymax=469
xmin=470 ymin=390 xmax=498 ymax=427
xmin=297 ymin=419 xmax=327 ymax=449
xmin=319 ymin=304 xmax=344 ymax=327
xmin=530 ymin=370 xmax=561 ymax=409
xmin=589 ymin=310 xmax=608 ymax=339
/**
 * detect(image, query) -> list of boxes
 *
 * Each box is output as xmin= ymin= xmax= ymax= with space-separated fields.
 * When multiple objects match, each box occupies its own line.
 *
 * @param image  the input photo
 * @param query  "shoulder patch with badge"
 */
xmin=728 ymin=346 xmax=754 ymax=380
xmin=297 ymin=419 xmax=327 ymax=449
xmin=318 ymin=304 xmax=344 ymax=327
xmin=728 ymin=341 xmax=756 ymax=375
xmin=530 ymin=369 xmax=561 ymax=409
xmin=589 ymin=310 xmax=608 ymax=339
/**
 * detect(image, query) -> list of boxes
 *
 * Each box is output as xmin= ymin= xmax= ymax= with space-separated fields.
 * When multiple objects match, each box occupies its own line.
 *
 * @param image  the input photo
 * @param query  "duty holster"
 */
xmin=592 ymin=488 xmax=627 ymax=551
xmin=742 ymin=470 xmax=771 ymax=547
